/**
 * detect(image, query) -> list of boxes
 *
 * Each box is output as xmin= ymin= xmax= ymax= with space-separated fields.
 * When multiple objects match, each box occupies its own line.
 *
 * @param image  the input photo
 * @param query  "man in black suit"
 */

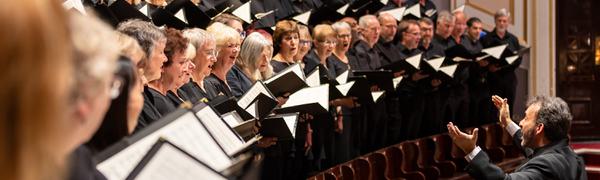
xmin=447 ymin=95 xmax=587 ymax=180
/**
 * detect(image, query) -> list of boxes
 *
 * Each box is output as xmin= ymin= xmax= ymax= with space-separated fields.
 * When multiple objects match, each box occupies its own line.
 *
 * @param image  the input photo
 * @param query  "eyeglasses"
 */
xmin=299 ymin=40 xmax=312 ymax=46
xmin=319 ymin=40 xmax=337 ymax=45
xmin=337 ymin=34 xmax=351 ymax=39
xmin=205 ymin=49 xmax=218 ymax=58
xmin=109 ymin=77 xmax=124 ymax=100
xmin=240 ymin=31 xmax=247 ymax=39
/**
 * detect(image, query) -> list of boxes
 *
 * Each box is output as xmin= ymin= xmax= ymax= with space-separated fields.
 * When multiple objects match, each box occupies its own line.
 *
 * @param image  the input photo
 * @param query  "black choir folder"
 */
xmin=237 ymin=81 xmax=278 ymax=120
xmin=264 ymin=63 xmax=307 ymax=97
xmin=260 ymin=113 xmax=299 ymax=140
xmin=272 ymin=84 xmax=330 ymax=114
xmin=94 ymin=104 xmax=256 ymax=180
xmin=352 ymin=70 xmax=395 ymax=92
xmin=208 ymin=95 xmax=254 ymax=121
xmin=126 ymin=139 xmax=227 ymax=180
xmin=379 ymin=53 xmax=423 ymax=74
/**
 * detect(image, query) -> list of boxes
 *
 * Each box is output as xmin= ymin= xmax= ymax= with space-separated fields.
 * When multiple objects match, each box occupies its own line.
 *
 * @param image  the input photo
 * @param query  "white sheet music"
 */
xmin=336 ymin=70 xmax=349 ymax=84
xmin=482 ymin=44 xmax=508 ymax=59
xmin=393 ymin=76 xmax=403 ymax=90
xmin=232 ymin=1 xmax=252 ymax=24
xmin=305 ymin=66 xmax=321 ymax=87
xmin=96 ymin=112 xmax=232 ymax=180
xmin=132 ymin=142 xmax=226 ymax=180
xmin=281 ymin=84 xmax=329 ymax=111
xmin=380 ymin=7 xmax=406 ymax=21
xmin=475 ymin=54 xmax=491 ymax=61
xmin=264 ymin=63 xmax=305 ymax=84
xmin=336 ymin=81 xmax=355 ymax=96
xmin=440 ymin=64 xmax=458 ymax=78
xmin=245 ymin=101 xmax=258 ymax=118
xmin=237 ymin=81 xmax=274 ymax=110
xmin=372 ymin=91 xmax=385 ymax=102
xmin=505 ymin=55 xmax=519 ymax=64
xmin=196 ymin=107 xmax=244 ymax=156
xmin=425 ymin=57 xmax=445 ymax=71
xmin=221 ymin=111 xmax=244 ymax=128
xmin=282 ymin=114 xmax=298 ymax=139
xmin=406 ymin=53 xmax=422 ymax=69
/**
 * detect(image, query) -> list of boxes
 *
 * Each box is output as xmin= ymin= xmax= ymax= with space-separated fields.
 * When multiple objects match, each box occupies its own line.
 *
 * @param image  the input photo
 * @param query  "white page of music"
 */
xmin=282 ymin=84 xmax=329 ymax=110
xmin=96 ymin=112 xmax=232 ymax=180
xmin=196 ymin=107 xmax=244 ymax=156
xmin=238 ymin=82 xmax=273 ymax=109
xmin=132 ymin=143 xmax=226 ymax=180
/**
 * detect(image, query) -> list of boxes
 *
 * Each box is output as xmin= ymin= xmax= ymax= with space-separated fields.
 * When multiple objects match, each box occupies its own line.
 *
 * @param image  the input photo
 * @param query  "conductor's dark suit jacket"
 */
xmin=466 ymin=130 xmax=587 ymax=180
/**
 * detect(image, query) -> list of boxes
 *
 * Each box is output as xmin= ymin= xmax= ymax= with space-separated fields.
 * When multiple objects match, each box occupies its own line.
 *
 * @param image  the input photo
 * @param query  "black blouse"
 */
xmin=147 ymin=87 xmax=177 ymax=116
xmin=179 ymin=79 xmax=210 ymax=104
xmin=204 ymin=73 xmax=233 ymax=99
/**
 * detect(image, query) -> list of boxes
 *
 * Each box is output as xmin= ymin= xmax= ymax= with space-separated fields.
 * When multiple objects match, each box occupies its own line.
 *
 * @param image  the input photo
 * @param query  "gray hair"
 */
xmin=436 ymin=10 xmax=455 ymax=24
xmin=358 ymin=15 xmax=378 ymax=29
xmin=238 ymin=32 xmax=273 ymax=81
xmin=117 ymin=19 xmax=166 ymax=61
xmin=70 ymin=13 xmax=119 ymax=100
xmin=527 ymin=96 xmax=572 ymax=142
xmin=494 ymin=8 xmax=511 ymax=20
xmin=331 ymin=21 xmax=351 ymax=33
xmin=182 ymin=28 xmax=215 ymax=52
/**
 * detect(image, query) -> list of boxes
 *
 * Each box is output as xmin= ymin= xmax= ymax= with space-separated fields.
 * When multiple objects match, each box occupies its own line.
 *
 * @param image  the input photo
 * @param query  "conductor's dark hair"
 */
xmin=527 ymin=96 xmax=573 ymax=142
xmin=86 ymin=57 xmax=137 ymax=154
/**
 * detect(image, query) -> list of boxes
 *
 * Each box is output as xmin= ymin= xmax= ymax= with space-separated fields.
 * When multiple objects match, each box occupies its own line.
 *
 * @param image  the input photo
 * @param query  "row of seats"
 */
xmin=309 ymin=123 xmax=527 ymax=180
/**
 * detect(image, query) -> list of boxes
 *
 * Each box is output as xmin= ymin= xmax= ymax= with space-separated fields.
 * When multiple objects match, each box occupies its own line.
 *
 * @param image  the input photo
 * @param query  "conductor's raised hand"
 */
xmin=447 ymin=122 xmax=478 ymax=154
xmin=492 ymin=95 xmax=511 ymax=128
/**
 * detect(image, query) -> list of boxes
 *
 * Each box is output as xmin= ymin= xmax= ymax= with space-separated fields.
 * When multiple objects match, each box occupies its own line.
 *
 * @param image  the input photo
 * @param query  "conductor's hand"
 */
xmin=492 ymin=95 xmax=511 ymax=128
xmin=447 ymin=122 xmax=478 ymax=154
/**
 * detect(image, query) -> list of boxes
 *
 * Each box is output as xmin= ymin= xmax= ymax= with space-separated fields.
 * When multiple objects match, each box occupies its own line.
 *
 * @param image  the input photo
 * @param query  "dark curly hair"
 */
xmin=163 ymin=28 xmax=188 ymax=67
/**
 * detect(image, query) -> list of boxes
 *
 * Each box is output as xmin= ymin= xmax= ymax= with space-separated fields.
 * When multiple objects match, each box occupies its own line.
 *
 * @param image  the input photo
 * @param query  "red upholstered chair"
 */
xmin=383 ymin=146 xmax=404 ymax=179
xmin=481 ymin=123 xmax=507 ymax=163
xmin=351 ymin=158 xmax=370 ymax=180
xmin=340 ymin=164 xmax=355 ymax=180
xmin=415 ymin=137 xmax=445 ymax=180
xmin=324 ymin=171 xmax=337 ymax=180
xmin=431 ymin=134 xmax=458 ymax=177
xmin=366 ymin=152 xmax=388 ymax=180
xmin=398 ymin=142 xmax=426 ymax=180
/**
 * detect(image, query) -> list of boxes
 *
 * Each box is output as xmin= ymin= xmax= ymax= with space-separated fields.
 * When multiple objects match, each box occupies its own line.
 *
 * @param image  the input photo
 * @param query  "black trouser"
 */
xmin=469 ymin=87 xmax=494 ymax=127
xmin=489 ymin=71 xmax=517 ymax=117
xmin=420 ymin=90 xmax=444 ymax=137
xmin=385 ymin=95 xmax=403 ymax=145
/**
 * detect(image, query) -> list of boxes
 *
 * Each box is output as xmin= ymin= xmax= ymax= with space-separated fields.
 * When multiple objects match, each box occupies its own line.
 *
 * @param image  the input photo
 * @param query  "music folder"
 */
xmin=207 ymin=95 xmax=254 ymax=121
xmin=273 ymin=84 xmax=330 ymax=114
xmin=221 ymin=111 xmax=256 ymax=140
xmin=125 ymin=139 xmax=227 ymax=180
xmin=260 ymin=113 xmax=299 ymax=140
xmin=351 ymin=70 xmax=395 ymax=92
xmin=94 ymin=107 xmax=233 ymax=180
xmin=191 ymin=103 xmax=254 ymax=157
xmin=346 ymin=75 xmax=375 ymax=105
xmin=379 ymin=53 xmax=422 ymax=74
xmin=237 ymin=81 xmax=278 ymax=120
xmin=264 ymin=63 xmax=307 ymax=97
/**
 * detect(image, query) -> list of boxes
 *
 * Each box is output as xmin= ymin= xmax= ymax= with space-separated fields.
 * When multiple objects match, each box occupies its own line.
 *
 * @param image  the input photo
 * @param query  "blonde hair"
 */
xmin=70 ymin=13 xmax=120 ymax=102
xmin=238 ymin=32 xmax=274 ymax=82
xmin=0 ymin=1 xmax=72 ymax=180
xmin=184 ymin=43 xmax=196 ymax=60
xmin=298 ymin=24 xmax=311 ymax=40
xmin=313 ymin=24 xmax=336 ymax=42
xmin=206 ymin=22 xmax=241 ymax=50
